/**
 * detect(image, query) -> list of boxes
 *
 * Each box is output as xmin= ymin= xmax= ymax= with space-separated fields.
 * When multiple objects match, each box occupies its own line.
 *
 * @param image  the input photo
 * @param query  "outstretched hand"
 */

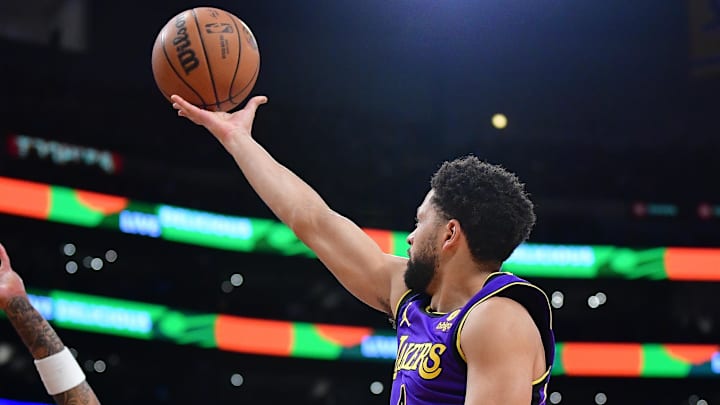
xmin=0 ymin=243 xmax=27 ymax=311
xmin=171 ymin=95 xmax=268 ymax=148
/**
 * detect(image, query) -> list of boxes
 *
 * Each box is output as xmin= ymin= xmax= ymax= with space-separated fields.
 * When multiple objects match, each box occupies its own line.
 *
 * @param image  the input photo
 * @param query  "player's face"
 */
xmin=404 ymin=191 xmax=441 ymax=293
xmin=404 ymin=240 xmax=438 ymax=293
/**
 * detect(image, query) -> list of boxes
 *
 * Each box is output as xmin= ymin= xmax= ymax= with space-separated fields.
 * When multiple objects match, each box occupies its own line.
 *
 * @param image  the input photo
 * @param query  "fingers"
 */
xmin=171 ymin=94 xmax=194 ymax=113
xmin=0 ymin=243 xmax=9 ymax=268
xmin=241 ymin=95 xmax=268 ymax=120
xmin=246 ymin=95 xmax=269 ymax=111
xmin=170 ymin=94 xmax=192 ymax=109
xmin=170 ymin=95 xmax=207 ymax=124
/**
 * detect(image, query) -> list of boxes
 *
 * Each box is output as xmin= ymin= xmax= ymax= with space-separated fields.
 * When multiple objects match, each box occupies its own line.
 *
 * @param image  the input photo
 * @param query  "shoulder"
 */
xmin=458 ymin=296 xmax=540 ymax=362
xmin=465 ymin=296 xmax=534 ymax=324
xmin=471 ymin=273 xmax=552 ymax=332
xmin=458 ymin=298 xmax=543 ymax=403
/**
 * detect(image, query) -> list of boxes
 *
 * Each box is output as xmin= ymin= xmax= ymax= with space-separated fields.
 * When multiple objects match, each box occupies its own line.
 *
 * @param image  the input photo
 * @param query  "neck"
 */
xmin=427 ymin=257 xmax=498 ymax=313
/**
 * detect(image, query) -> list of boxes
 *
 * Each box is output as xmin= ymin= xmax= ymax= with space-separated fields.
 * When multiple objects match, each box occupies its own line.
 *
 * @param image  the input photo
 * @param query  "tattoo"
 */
xmin=52 ymin=382 xmax=100 ymax=405
xmin=5 ymin=296 xmax=63 ymax=358
xmin=5 ymin=296 xmax=101 ymax=404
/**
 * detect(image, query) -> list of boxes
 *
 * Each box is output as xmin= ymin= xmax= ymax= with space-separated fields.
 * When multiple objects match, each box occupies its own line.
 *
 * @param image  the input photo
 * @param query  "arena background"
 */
xmin=1 ymin=1 xmax=719 ymax=404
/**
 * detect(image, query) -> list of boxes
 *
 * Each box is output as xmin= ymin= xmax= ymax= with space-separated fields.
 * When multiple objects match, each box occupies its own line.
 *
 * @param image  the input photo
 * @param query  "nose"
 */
xmin=406 ymin=231 xmax=414 ymax=246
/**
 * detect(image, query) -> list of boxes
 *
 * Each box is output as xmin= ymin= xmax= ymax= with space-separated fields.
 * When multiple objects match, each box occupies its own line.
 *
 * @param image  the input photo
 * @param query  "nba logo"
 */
xmin=205 ymin=23 xmax=234 ymax=34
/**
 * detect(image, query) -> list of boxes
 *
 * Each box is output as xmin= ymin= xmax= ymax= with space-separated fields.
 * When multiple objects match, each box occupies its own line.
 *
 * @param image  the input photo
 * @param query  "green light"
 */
xmin=291 ymin=324 xmax=342 ymax=359
xmin=156 ymin=312 xmax=217 ymax=348
xmin=7 ymin=176 xmax=717 ymax=280
xmin=392 ymin=232 xmax=409 ymax=257
xmin=609 ymin=247 xmax=666 ymax=280
xmin=50 ymin=291 xmax=166 ymax=339
xmin=50 ymin=187 xmax=106 ymax=226
xmin=642 ymin=344 xmax=691 ymax=377
xmin=158 ymin=205 xmax=316 ymax=256
xmin=5 ymin=289 xmax=719 ymax=378
xmin=551 ymin=344 xmax=565 ymax=376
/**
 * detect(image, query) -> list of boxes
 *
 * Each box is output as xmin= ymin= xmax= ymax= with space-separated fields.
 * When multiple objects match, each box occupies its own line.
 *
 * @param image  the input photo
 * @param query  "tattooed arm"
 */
xmin=0 ymin=244 xmax=101 ymax=405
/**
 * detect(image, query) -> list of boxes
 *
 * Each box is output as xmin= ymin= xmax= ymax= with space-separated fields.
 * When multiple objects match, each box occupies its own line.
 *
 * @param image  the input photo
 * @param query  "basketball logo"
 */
xmin=205 ymin=23 xmax=233 ymax=34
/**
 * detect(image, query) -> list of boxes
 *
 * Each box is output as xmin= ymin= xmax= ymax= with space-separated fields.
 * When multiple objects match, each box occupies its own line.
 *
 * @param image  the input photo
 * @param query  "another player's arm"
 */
xmin=172 ymin=95 xmax=408 ymax=314
xmin=5 ymin=297 xmax=101 ymax=405
xmin=0 ymin=244 xmax=101 ymax=405
xmin=461 ymin=297 xmax=543 ymax=405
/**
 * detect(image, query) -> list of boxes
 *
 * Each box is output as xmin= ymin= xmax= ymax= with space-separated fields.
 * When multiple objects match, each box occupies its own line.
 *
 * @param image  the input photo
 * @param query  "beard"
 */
xmin=404 ymin=249 xmax=438 ymax=293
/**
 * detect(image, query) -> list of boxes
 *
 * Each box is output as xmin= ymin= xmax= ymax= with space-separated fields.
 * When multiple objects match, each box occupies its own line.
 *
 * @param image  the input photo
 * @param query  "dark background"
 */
xmin=0 ymin=0 xmax=719 ymax=404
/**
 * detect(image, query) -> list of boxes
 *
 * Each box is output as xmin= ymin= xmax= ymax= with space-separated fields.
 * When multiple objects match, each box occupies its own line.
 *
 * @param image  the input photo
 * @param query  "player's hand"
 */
xmin=171 ymin=95 xmax=268 ymax=148
xmin=0 ymin=243 xmax=27 ymax=311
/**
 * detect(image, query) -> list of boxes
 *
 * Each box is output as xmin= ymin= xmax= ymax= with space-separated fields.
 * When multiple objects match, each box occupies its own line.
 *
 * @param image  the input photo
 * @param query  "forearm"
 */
xmin=225 ymin=135 xmax=330 ymax=228
xmin=5 ymin=296 xmax=101 ymax=405
xmin=172 ymin=96 xmax=400 ymax=311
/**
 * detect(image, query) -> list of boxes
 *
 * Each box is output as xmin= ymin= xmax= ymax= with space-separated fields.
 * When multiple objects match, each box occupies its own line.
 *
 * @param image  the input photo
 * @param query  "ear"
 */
xmin=442 ymin=219 xmax=462 ymax=250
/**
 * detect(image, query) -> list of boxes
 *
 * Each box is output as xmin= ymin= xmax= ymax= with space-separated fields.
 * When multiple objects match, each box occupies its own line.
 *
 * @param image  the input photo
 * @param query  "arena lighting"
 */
xmin=89 ymin=258 xmax=103 ymax=271
xmin=632 ymin=202 xmax=679 ymax=218
xmin=230 ymin=274 xmax=244 ymax=286
xmin=0 ymin=399 xmax=51 ymax=405
xmin=230 ymin=373 xmax=244 ymax=387
xmin=105 ymin=250 xmax=118 ymax=262
xmin=1 ymin=176 xmax=719 ymax=281
xmin=0 ymin=290 xmax=719 ymax=378
xmin=62 ymin=243 xmax=76 ymax=256
xmin=550 ymin=291 xmax=564 ymax=309
xmin=587 ymin=296 xmax=600 ymax=309
xmin=64 ymin=261 xmax=78 ymax=274
xmin=698 ymin=203 xmax=720 ymax=219
xmin=220 ymin=281 xmax=234 ymax=293
xmin=491 ymin=113 xmax=508 ymax=129
xmin=0 ymin=343 xmax=13 ymax=366
xmin=6 ymin=134 xmax=122 ymax=175
xmin=92 ymin=360 xmax=107 ymax=373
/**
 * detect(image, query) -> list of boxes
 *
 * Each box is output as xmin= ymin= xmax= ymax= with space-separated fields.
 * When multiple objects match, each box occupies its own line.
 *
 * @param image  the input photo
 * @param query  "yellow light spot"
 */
xmin=492 ymin=113 xmax=508 ymax=129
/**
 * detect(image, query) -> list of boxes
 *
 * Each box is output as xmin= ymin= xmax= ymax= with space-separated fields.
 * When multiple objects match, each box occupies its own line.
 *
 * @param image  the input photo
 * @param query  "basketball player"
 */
xmin=0 ymin=243 xmax=101 ymax=405
xmin=171 ymin=94 xmax=555 ymax=404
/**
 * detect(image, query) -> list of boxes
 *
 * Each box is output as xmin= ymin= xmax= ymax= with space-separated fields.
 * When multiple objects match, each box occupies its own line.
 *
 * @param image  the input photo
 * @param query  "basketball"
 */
xmin=151 ymin=7 xmax=260 ymax=112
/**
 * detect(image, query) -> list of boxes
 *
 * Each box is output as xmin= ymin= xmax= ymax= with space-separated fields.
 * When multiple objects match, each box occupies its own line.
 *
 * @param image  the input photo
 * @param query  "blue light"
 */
xmin=26 ymin=294 xmax=53 ymax=321
xmin=0 ymin=399 xmax=51 ymax=405
xmin=54 ymin=299 xmax=152 ymax=334
xmin=507 ymin=244 xmax=595 ymax=267
xmin=711 ymin=352 xmax=720 ymax=374
xmin=158 ymin=205 xmax=252 ymax=238
xmin=361 ymin=335 xmax=397 ymax=359
xmin=119 ymin=210 xmax=161 ymax=238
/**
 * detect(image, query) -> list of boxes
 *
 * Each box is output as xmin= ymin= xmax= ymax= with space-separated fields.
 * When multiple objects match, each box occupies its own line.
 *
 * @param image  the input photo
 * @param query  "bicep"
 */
xmin=461 ymin=298 xmax=538 ymax=405
xmin=293 ymin=208 xmax=408 ymax=313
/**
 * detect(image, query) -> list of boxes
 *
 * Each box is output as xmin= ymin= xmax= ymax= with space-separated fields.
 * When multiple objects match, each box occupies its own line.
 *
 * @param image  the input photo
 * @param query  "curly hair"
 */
xmin=429 ymin=155 xmax=536 ymax=263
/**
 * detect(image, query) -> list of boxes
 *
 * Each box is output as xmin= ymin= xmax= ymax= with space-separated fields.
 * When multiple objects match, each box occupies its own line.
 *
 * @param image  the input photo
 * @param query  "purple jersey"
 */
xmin=389 ymin=272 xmax=555 ymax=405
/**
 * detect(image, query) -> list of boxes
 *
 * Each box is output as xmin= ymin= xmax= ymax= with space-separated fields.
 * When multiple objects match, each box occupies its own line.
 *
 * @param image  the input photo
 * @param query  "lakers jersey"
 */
xmin=389 ymin=272 xmax=555 ymax=405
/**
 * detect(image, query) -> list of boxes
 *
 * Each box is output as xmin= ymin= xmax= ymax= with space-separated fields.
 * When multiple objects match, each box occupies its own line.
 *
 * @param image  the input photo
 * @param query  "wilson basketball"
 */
xmin=151 ymin=7 xmax=260 ymax=112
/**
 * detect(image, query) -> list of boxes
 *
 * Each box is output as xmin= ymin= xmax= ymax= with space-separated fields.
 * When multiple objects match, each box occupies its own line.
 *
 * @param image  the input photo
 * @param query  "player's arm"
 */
xmin=461 ymin=297 xmax=542 ymax=405
xmin=171 ymin=95 xmax=408 ymax=314
xmin=0 ymin=244 xmax=101 ymax=405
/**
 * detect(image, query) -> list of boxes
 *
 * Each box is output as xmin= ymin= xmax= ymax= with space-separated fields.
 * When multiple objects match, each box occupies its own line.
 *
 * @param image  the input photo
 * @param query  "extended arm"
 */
xmin=172 ymin=95 xmax=408 ymax=314
xmin=461 ymin=297 xmax=545 ymax=405
xmin=0 ymin=244 xmax=101 ymax=405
